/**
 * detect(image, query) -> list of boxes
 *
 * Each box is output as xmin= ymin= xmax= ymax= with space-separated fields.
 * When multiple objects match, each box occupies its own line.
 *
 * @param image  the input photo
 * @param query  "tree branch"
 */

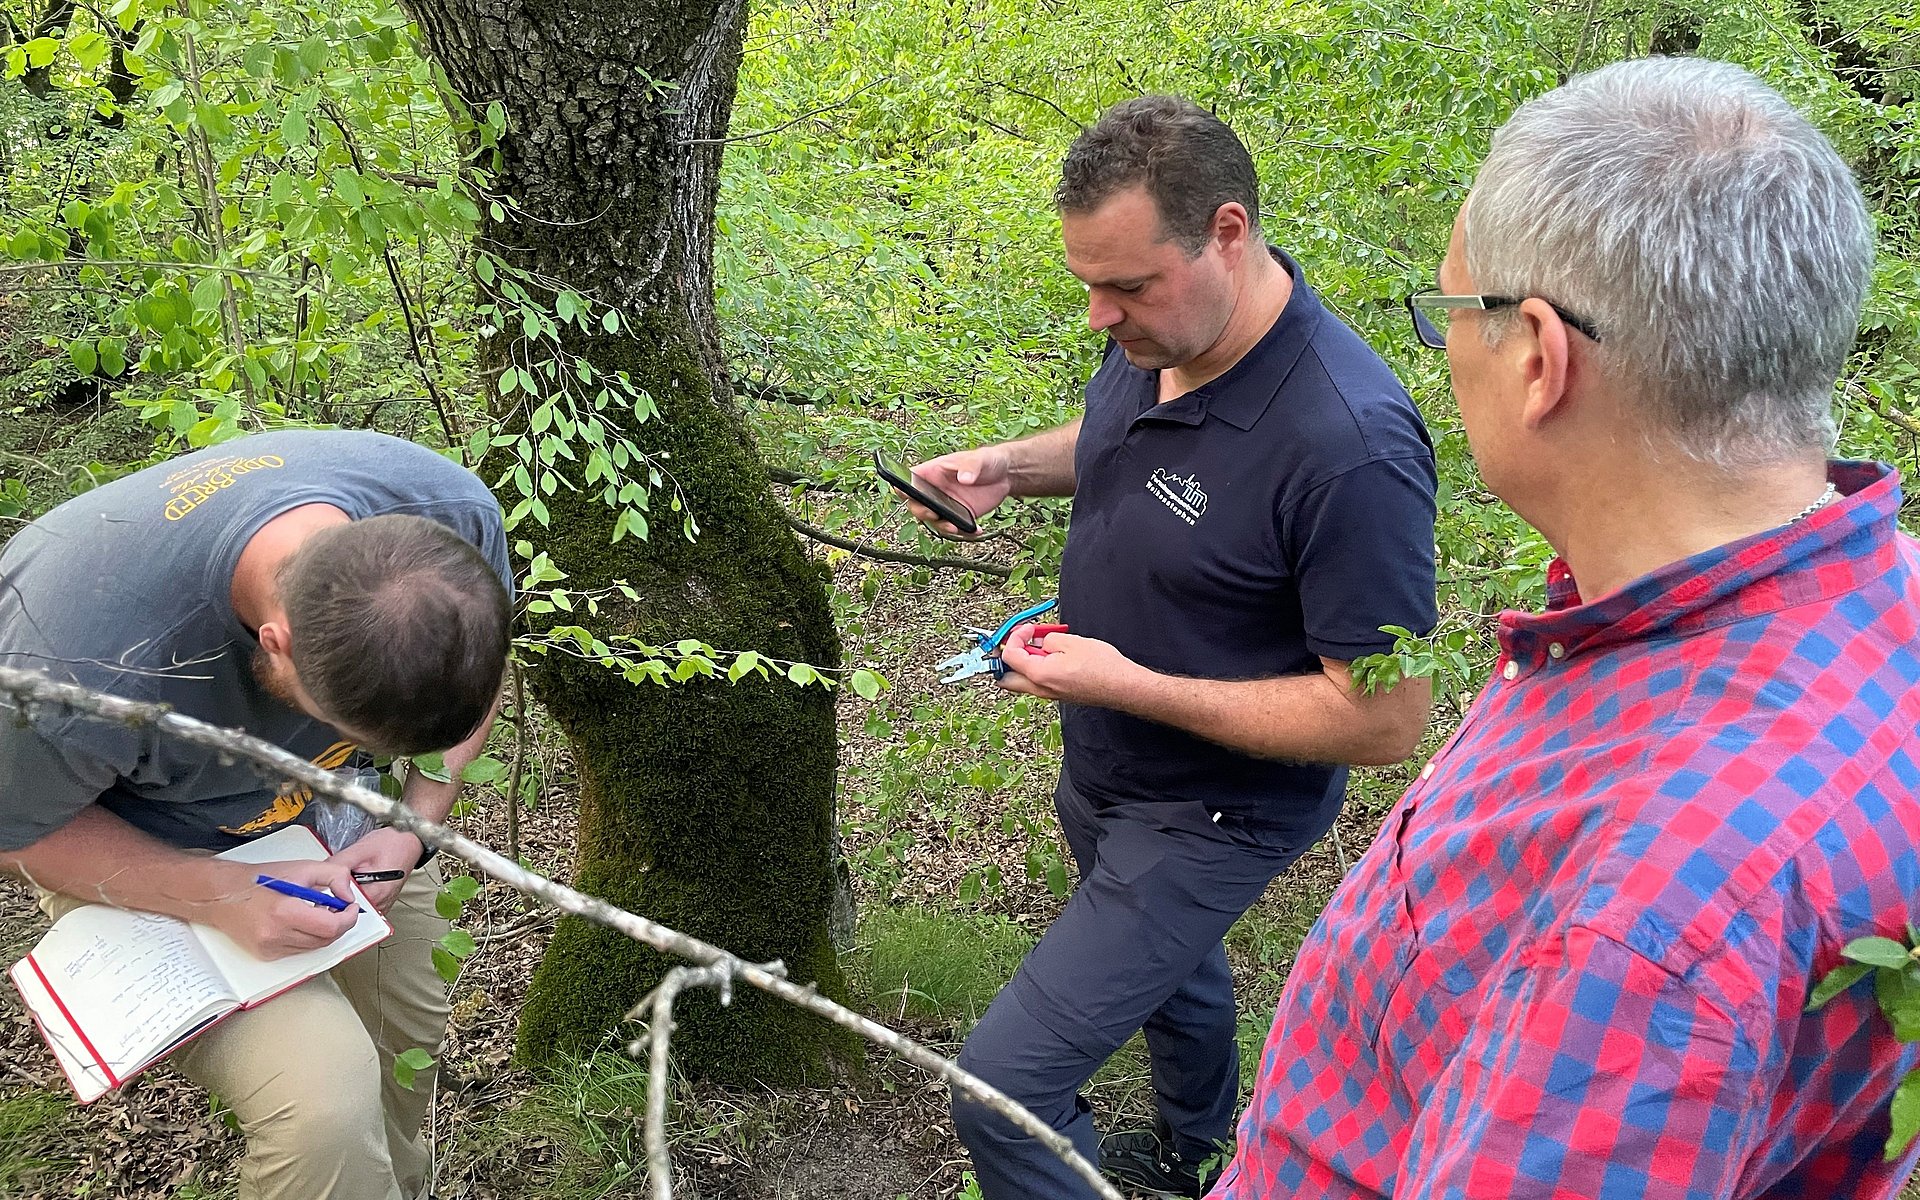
xmin=0 ymin=666 xmax=1119 ymax=1200
xmin=785 ymin=514 xmax=1013 ymax=578
xmin=637 ymin=962 xmax=739 ymax=1199
xmin=676 ymin=78 xmax=886 ymax=145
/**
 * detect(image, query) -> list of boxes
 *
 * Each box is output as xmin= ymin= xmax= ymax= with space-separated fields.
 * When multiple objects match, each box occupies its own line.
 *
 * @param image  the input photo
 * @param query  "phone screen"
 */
xmin=873 ymin=451 xmax=978 ymax=534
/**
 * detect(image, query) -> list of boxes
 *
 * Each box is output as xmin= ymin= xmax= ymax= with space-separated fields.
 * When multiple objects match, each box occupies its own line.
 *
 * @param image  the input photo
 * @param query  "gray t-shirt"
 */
xmin=0 ymin=430 xmax=511 ymax=852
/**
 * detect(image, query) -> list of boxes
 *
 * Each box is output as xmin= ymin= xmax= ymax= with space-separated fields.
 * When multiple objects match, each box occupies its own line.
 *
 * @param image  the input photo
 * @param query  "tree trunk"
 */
xmin=397 ymin=0 xmax=854 ymax=1082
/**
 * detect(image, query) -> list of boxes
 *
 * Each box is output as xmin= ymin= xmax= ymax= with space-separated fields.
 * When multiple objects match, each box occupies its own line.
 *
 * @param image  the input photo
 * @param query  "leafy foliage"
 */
xmin=1808 ymin=931 xmax=1920 ymax=1158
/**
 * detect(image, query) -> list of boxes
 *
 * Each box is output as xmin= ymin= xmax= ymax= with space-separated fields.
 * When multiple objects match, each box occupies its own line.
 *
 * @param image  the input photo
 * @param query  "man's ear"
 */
xmin=1515 ymin=296 xmax=1573 ymax=432
xmin=1211 ymin=202 xmax=1253 ymax=268
xmin=257 ymin=619 xmax=293 ymax=661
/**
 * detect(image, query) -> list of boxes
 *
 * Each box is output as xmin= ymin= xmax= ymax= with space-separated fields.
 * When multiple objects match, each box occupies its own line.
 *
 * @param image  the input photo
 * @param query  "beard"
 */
xmin=251 ymin=644 xmax=306 ymax=708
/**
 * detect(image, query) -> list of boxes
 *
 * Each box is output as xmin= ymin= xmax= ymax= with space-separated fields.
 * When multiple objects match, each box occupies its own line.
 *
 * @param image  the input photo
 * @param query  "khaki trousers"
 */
xmin=39 ymin=864 xmax=451 ymax=1200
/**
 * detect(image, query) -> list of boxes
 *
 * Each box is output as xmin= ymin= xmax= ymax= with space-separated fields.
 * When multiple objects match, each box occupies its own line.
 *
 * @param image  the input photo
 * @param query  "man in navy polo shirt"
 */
xmin=901 ymin=96 xmax=1437 ymax=1199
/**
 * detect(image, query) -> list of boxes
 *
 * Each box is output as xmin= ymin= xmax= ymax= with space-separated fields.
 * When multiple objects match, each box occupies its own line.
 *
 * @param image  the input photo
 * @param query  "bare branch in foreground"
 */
xmin=634 ymin=962 xmax=747 ymax=1200
xmin=0 ymin=666 xmax=1121 ymax=1200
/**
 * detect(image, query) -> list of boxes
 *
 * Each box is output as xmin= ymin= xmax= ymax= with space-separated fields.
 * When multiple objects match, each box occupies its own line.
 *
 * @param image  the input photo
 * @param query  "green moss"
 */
xmin=510 ymin=295 xmax=856 ymax=1082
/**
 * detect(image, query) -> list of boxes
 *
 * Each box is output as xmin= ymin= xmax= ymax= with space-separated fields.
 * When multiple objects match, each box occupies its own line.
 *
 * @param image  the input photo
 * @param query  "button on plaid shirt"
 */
xmin=1212 ymin=461 xmax=1920 ymax=1199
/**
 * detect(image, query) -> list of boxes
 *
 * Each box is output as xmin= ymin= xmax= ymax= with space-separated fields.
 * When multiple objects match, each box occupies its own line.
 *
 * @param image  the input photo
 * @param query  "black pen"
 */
xmin=351 ymin=870 xmax=407 ymax=883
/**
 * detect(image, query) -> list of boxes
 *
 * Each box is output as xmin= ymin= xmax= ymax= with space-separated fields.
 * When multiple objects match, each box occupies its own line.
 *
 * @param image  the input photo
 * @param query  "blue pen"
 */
xmin=256 ymin=874 xmax=351 ymax=912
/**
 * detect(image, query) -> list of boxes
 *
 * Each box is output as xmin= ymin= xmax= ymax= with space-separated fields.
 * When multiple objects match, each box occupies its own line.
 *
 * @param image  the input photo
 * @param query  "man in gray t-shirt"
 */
xmin=0 ymin=428 xmax=513 ymax=1200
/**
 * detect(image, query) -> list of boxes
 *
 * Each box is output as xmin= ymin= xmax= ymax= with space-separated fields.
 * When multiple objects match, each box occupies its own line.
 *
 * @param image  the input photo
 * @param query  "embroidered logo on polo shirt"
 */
xmin=1147 ymin=468 xmax=1209 ymax=525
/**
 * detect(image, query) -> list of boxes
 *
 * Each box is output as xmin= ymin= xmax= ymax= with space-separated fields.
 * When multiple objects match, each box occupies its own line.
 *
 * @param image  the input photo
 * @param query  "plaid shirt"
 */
xmin=1212 ymin=461 xmax=1920 ymax=1200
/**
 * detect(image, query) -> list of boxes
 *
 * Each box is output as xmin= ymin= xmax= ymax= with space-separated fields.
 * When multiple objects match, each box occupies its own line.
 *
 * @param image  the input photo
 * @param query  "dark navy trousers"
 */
xmin=952 ymin=772 xmax=1308 ymax=1199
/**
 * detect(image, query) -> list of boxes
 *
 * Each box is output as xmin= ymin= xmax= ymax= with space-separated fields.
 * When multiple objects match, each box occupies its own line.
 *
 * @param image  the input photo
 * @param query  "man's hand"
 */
xmin=994 ymin=623 xmax=1146 ymax=706
xmin=205 ymin=857 xmax=361 ymax=960
xmin=902 ymin=447 xmax=1015 ymax=539
xmin=327 ymin=826 xmax=422 ymax=912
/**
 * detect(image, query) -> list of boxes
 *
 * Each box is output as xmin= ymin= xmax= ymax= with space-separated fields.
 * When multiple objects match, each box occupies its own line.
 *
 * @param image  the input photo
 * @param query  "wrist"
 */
xmin=1093 ymin=660 xmax=1157 ymax=713
xmin=383 ymin=823 xmax=434 ymax=869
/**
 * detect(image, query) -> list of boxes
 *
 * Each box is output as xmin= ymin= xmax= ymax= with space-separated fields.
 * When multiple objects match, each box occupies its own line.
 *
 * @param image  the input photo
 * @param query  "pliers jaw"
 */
xmin=937 ymin=599 xmax=1060 ymax=684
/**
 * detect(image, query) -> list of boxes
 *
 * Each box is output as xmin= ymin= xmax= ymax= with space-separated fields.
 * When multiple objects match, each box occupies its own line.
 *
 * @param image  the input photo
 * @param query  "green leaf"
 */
xmin=1888 ymin=1068 xmax=1920 ymax=1161
xmin=431 ymin=945 xmax=460 ymax=983
xmin=297 ymin=35 xmax=330 ymax=75
xmin=410 ymin=752 xmax=451 ymax=783
xmin=439 ymin=929 xmax=477 ymax=958
xmin=24 ymin=37 xmax=58 ymax=68
xmin=69 ymin=31 xmax=109 ymax=71
xmin=1808 ymin=962 xmax=1873 ymax=1011
xmin=850 ymin=668 xmax=884 ymax=700
xmin=1044 ymin=858 xmax=1070 ymax=897
xmin=69 ymin=339 xmax=98 ymax=376
xmin=444 ymin=875 xmax=481 ymax=903
xmin=8 ymin=228 xmax=41 ymax=259
xmin=393 ymin=1047 xmax=435 ymax=1089
xmin=97 ymin=339 xmax=126 ymax=378
xmin=787 ymin=662 xmax=817 ymax=686
xmin=1877 ymin=965 xmax=1920 ymax=1042
xmin=601 ymin=309 xmax=620 ymax=334
xmin=1844 ymin=936 xmax=1913 ymax=970
xmin=281 ymin=107 xmax=309 ymax=146
xmin=434 ymin=891 xmax=461 ymax=919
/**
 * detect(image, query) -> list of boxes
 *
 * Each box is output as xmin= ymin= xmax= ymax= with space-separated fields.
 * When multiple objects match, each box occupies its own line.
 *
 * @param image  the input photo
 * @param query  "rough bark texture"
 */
xmin=397 ymin=0 xmax=854 ymax=1082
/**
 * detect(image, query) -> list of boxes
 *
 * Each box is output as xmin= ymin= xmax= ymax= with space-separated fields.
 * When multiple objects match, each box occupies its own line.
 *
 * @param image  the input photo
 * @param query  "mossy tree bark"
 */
xmin=398 ymin=0 xmax=855 ymax=1081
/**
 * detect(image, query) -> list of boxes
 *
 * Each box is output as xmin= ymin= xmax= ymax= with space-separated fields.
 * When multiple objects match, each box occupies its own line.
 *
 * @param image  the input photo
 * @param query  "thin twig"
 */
xmin=677 ymin=78 xmax=886 ymax=145
xmin=786 ymin=515 xmax=1013 ymax=578
xmin=0 ymin=667 xmax=1120 ymax=1200
xmin=637 ymin=963 xmax=739 ymax=1199
xmin=316 ymin=99 xmax=460 ymax=445
xmin=505 ymin=658 xmax=528 ymax=864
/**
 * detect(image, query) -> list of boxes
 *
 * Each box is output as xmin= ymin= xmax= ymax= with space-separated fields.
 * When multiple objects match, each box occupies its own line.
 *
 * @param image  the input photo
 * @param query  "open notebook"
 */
xmin=7 ymin=824 xmax=391 ymax=1102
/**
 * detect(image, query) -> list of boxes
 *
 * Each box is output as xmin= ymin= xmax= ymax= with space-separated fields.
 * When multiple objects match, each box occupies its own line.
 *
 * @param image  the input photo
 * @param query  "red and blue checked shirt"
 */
xmin=1211 ymin=460 xmax=1920 ymax=1200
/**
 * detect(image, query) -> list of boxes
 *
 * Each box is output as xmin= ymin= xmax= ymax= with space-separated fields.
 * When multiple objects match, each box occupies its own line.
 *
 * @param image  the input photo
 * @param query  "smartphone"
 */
xmin=873 ymin=450 xmax=979 ymax=535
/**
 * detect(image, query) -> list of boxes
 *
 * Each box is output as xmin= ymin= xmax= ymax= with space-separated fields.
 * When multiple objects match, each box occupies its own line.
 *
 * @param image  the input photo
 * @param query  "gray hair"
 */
xmin=1465 ymin=57 xmax=1875 ymax=466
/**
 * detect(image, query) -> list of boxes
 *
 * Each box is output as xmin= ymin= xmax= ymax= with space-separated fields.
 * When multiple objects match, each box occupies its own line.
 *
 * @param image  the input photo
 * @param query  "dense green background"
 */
xmin=1 ymin=0 xmax=1916 ymax=1192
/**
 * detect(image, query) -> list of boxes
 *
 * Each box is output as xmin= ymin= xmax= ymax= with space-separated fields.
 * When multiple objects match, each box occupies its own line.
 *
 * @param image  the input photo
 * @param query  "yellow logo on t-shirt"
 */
xmin=161 ymin=454 xmax=287 ymax=522
xmin=217 ymin=740 xmax=359 ymax=835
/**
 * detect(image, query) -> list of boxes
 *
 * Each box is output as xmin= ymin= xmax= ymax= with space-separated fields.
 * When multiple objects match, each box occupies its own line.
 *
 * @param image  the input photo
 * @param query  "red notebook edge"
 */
xmin=20 ymin=951 xmax=120 ymax=1099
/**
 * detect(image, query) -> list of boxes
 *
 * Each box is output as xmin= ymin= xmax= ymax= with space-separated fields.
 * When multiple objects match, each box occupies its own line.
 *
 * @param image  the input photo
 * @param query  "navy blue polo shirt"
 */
xmin=1058 ymin=249 xmax=1437 ymax=845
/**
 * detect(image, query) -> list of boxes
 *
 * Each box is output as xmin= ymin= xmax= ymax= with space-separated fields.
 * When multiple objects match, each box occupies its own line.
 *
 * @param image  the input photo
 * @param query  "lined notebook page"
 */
xmin=20 ymin=907 xmax=232 ymax=1081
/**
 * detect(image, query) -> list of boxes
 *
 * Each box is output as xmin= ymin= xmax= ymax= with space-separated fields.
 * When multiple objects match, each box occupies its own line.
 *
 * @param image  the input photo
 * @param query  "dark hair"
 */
xmin=1055 ymin=95 xmax=1260 ymax=256
xmin=279 ymin=514 xmax=510 ymax=755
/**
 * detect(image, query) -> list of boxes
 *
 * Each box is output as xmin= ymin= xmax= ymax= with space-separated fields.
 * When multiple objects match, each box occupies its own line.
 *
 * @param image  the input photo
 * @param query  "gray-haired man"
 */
xmin=1213 ymin=56 xmax=1920 ymax=1200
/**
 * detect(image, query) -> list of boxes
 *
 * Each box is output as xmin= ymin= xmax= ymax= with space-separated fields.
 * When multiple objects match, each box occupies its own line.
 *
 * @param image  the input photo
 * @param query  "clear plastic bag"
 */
xmin=307 ymin=766 xmax=384 ymax=851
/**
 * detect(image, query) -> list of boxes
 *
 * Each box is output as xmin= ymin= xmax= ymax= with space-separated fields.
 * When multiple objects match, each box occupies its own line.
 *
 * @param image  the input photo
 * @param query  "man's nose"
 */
xmin=1087 ymin=292 xmax=1122 ymax=333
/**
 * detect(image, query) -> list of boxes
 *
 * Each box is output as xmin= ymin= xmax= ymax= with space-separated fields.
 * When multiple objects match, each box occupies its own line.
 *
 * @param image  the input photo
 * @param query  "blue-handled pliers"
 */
xmin=937 ymin=599 xmax=1064 ymax=683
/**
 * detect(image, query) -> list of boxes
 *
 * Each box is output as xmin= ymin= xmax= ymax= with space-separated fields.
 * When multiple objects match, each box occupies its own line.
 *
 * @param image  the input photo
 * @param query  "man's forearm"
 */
xmin=1002 ymin=417 xmax=1081 ymax=498
xmin=1107 ymin=663 xmax=1430 ymax=766
xmin=0 ymin=806 xmax=252 ymax=919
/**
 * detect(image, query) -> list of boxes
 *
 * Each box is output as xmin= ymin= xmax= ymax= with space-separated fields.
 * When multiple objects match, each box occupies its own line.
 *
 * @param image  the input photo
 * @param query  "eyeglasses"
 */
xmin=1405 ymin=289 xmax=1601 ymax=350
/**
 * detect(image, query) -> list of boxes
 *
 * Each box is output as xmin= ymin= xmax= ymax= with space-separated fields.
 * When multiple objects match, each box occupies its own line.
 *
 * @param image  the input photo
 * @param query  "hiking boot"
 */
xmin=1099 ymin=1126 xmax=1206 ymax=1198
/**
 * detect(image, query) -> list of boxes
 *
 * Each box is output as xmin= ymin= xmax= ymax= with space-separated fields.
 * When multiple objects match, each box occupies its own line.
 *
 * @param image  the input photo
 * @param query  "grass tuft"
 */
xmin=853 ymin=905 xmax=1036 ymax=1026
